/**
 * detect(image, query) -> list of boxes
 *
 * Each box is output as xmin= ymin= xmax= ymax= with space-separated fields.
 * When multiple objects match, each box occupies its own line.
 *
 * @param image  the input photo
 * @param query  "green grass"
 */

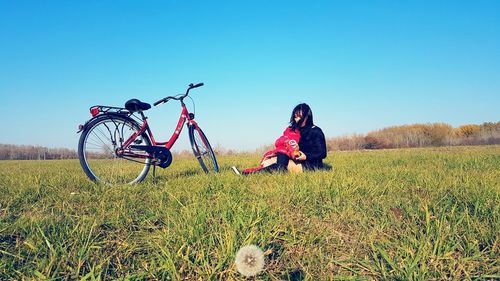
xmin=0 ymin=145 xmax=499 ymax=280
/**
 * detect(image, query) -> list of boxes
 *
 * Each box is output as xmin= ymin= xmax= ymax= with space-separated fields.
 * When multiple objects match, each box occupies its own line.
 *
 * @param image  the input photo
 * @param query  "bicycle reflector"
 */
xmin=90 ymin=107 xmax=100 ymax=117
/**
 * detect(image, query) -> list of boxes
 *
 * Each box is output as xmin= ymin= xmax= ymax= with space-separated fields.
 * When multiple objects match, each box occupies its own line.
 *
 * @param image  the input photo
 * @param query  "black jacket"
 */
xmin=299 ymin=125 xmax=327 ymax=169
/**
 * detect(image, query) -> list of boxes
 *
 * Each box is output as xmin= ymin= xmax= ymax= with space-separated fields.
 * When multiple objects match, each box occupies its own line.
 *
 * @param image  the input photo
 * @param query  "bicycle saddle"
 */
xmin=125 ymin=99 xmax=151 ymax=112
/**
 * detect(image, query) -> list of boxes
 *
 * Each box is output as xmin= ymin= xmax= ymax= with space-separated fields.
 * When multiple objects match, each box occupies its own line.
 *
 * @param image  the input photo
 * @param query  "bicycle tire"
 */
xmin=188 ymin=125 xmax=219 ymax=173
xmin=78 ymin=114 xmax=152 ymax=184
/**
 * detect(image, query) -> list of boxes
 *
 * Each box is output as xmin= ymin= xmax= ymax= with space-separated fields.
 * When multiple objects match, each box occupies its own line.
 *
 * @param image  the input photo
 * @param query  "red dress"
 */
xmin=242 ymin=127 xmax=301 ymax=173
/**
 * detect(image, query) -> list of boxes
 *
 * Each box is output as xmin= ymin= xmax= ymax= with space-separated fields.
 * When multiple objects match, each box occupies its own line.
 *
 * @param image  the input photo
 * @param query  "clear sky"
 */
xmin=1 ymin=1 xmax=499 ymax=152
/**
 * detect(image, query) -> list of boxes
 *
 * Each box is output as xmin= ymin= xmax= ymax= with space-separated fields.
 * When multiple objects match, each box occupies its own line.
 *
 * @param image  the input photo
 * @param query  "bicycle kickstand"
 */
xmin=152 ymin=164 xmax=157 ymax=182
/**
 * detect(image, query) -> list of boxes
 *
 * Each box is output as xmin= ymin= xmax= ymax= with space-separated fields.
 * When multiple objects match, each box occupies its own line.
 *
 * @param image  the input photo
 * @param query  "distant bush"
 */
xmin=327 ymin=121 xmax=500 ymax=151
xmin=327 ymin=134 xmax=366 ymax=151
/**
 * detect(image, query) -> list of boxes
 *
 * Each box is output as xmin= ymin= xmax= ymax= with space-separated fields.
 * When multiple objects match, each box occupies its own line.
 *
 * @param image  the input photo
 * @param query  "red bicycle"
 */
xmin=77 ymin=83 xmax=218 ymax=184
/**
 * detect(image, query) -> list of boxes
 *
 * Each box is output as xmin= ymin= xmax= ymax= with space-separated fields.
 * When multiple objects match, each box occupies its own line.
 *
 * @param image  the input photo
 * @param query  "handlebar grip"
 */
xmin=191 ymin=82 xmax=204 ymax=88
xmin=153 ymin=99 xmax=164 ymax=106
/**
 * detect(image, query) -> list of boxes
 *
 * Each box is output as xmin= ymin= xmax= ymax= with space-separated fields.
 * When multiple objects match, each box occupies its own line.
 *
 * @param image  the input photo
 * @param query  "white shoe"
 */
xmin=231 ymin=166 xmax=241 ymax=175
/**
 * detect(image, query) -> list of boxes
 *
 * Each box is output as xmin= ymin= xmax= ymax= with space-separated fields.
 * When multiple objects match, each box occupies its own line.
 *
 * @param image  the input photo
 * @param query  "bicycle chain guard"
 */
xmin=130 ymin=145 xmax=173 ymax=168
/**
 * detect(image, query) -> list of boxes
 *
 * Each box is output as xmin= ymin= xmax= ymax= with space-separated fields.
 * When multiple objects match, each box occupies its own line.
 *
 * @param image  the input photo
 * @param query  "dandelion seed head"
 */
xmin=235 ymin=245 xmax=265 ymax=277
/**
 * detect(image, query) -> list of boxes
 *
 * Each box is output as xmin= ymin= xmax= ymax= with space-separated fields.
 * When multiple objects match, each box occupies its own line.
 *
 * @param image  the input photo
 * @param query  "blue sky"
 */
xmin=1 ymin=1 xmax=499 ymax=151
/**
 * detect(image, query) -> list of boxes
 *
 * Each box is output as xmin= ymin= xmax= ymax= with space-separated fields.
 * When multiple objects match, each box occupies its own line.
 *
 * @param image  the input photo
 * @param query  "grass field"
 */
xmin=0 ymin=145 xmax=499 ymax=280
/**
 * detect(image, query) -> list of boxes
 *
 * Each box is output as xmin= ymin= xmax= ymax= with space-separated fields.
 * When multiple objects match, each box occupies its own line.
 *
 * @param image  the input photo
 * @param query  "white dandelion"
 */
xmin=235 ymin=244 xmax=265 ymax=277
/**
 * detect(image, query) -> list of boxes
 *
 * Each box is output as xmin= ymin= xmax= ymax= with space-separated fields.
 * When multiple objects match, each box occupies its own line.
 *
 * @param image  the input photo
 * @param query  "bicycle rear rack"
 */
xmin=89 ymin=105 xmax=144 ymax=122
xmin=77 ymin=105 xmax=142 ymax=133
xmin=90 ymin=105 xmax=131 ymax=116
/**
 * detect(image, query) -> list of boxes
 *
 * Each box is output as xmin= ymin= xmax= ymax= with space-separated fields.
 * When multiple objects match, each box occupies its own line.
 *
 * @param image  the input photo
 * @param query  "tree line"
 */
xmin=327 ymin=122 xmax=500 ymax=151
xmin=1 ymin=121 xmax=499 ymax=160
xmin=0 ymin=144 xmax=77 ymax=160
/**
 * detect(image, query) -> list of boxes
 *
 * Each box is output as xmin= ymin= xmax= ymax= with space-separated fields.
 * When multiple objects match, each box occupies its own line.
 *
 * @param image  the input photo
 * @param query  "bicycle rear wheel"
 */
xmin=189 ymin=125 xmax=219 ymax=173
xmin=78 ymin=114 xmax=152 ymax=184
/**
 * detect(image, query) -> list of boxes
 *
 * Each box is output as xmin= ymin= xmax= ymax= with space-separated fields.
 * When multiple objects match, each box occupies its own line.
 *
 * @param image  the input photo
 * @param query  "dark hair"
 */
xmin=290 ymin=103 xmax=313 ymax=131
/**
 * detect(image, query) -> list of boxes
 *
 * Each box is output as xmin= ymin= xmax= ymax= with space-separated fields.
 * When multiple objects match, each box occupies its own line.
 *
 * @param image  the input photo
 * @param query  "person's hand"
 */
xmin=296 ymin=151 xmax=307 ymax=161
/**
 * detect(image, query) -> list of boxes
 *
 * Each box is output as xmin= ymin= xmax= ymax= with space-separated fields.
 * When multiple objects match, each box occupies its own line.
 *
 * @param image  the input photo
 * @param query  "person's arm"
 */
xmin=275 ymin=136 xmax=285 ymax=148
xmin=275 ymin=127 xmax=293 ymax=148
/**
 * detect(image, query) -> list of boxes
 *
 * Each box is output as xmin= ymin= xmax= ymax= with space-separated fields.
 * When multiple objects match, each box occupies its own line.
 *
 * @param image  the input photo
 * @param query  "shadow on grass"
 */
xmin=321 ymin=163 xmax=333 ymax=171
xmin=148 ymin=167 xmax=203 ymax=183
xmin=282 ymin=269 xmax=305 ymax=281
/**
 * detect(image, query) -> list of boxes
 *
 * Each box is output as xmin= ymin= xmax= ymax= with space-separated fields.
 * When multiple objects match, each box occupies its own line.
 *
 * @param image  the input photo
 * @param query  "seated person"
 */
xmin=232 ymin=103 xmax=326 ymax=175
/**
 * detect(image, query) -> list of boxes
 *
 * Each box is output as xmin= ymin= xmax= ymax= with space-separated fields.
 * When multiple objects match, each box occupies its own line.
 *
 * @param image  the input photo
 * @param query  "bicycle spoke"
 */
xmin=95 ymin=126 xmax=113 ymax=143
xmin=88 ymin=136 xmax=114 ymax=156
xmin=85 ymin=141 xmax=105 ymax=148
xmin=90 ymin=130 xmax=112 ymax=149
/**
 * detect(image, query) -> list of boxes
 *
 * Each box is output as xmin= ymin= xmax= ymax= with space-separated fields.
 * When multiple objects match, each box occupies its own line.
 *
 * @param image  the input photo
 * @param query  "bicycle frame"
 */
xmin=119 ymin=103 xmax=198 ymax=158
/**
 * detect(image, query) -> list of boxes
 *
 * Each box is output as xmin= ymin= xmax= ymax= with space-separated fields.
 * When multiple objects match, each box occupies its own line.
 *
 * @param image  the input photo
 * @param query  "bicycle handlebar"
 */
xmin=153 ymin=96 xmax=177 ymax=106
xmin=190 ymin=83 xmax=204 ymax=89
xmin=154 ymin=82 xmax=204 ymax=106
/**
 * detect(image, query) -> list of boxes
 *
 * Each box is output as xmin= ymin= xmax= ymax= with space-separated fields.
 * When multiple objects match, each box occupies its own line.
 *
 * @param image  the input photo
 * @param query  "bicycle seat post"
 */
xmin=139 ymin=111 xmax=147 ymax=120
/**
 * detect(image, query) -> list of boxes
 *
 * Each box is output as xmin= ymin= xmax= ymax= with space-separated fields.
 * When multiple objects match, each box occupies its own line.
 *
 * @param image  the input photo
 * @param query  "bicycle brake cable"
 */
xmin=187 ymin=95 xmax=196 ymax=116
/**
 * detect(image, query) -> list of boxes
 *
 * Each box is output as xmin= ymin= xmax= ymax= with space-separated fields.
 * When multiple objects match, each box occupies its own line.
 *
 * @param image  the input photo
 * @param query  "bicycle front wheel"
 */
xmin=188 ymin=125 xmax=219 ymax=173
xmin=78 ymin=114 xmax=152 ymax=184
